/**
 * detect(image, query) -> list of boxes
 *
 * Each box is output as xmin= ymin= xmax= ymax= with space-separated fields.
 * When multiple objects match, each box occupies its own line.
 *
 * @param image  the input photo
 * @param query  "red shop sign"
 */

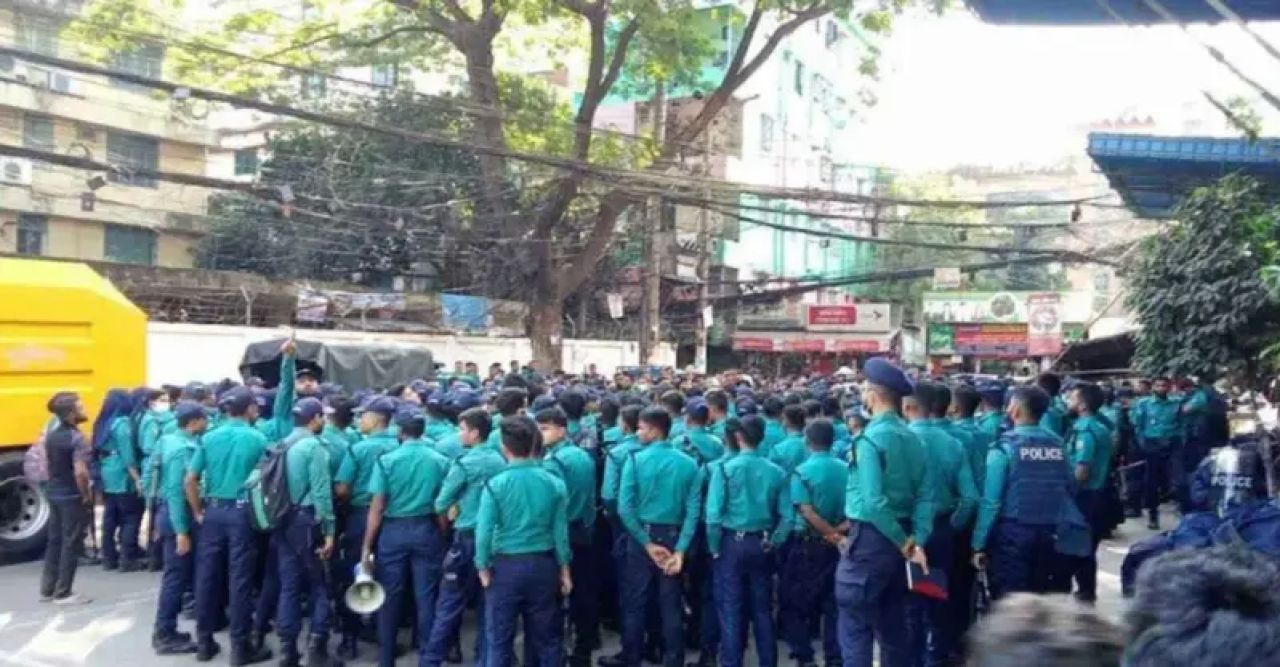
xmin=733 ymin=337 xmax=776 ymax=352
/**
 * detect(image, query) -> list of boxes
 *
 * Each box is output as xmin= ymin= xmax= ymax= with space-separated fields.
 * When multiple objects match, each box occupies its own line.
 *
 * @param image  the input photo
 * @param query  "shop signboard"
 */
xmin=733 ymin=336 xmax=776 ymax=351
xmin=953 ymin=323 xmax=1028 ymax=357
xmin=922 ymin=291 xmax=1092 ymax=324
xmin=927 ymin=324 xmax=956 ymax=355
xmin=1026 ymin=293 xmax=1063 ymax=356
xmin=804 ymin=303 xmax=892 ymax=332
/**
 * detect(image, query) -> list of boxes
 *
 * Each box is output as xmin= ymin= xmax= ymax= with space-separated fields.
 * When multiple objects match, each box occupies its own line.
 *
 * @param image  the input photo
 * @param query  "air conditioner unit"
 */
xmin=0 ymin=157 xmax=34 ymax=186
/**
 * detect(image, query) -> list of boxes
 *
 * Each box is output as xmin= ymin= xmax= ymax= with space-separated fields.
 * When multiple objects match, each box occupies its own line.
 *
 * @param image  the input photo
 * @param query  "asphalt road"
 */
xmin=0 ymin=516 xmax=1157 ymax=667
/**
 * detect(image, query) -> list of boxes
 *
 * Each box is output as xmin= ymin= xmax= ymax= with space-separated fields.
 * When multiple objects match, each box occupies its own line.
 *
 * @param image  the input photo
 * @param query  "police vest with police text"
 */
xmin=998 ymin=429 xmax=1072 ymax=526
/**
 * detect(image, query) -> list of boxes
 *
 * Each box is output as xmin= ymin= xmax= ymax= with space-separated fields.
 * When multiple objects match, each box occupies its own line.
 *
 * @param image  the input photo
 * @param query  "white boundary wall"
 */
xmin=147 ymin=322 xmax=674 ymax=387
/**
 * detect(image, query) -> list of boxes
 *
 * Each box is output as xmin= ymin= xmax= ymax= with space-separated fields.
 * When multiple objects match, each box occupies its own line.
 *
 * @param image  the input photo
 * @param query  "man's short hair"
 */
xmin=620 ymin=405 xmax=642 ymax=433
xmin=660 ymin=390 xmax=686 ymax=415
xmin=495 ymin=388 xmax=527 ymax=417
xmin=558 ymin=391 xmax=587 ymax=420
xmin=1074 ymin=383 xmax=1105 ymax=413
xmin=804 ymin=419 xmax=835 ymax=450
xmin=739 ymin=415 xmax=766 ymax=447
xmin=953 ymin=385 xmax=981 ymax=418
xmin=1010 ymin=386 xmax=1051 ymax=421
xmin=500 ymin=416 xmax=538 ymax=458
xmin=458 ymin=407 xmax=491 ymax=440
xmin=638 ymin=406 xmax=671 ymax=437
xmin=783 ymin=404 xmax=807 ymax=430
xmin=534 ymin=407 xmax=569 ymax=428
xmin=704 ymin=390 xmax=729 ymax=414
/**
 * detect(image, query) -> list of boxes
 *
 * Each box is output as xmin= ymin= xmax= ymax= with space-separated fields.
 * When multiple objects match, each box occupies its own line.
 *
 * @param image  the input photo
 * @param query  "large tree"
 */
xmin=1126 ymin=175 xmax=1280 ymax=383
xmin=68 ymin=0 xmax=922 ymax=367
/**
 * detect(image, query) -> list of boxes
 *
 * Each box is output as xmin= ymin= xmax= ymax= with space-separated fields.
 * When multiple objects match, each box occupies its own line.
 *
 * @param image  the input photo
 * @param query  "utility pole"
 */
xmin=638 ymin=80 xmax=666 ymax=365
xmin=693 ymin=120 xmax=713 ymax=374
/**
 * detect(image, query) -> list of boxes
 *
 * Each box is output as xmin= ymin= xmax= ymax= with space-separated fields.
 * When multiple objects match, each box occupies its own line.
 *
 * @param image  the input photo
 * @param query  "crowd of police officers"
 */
xmin=78 ymin=339 xmax=1235 ymax=667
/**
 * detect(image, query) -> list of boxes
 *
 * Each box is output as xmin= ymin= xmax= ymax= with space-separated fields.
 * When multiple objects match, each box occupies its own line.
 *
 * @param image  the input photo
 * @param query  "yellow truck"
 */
xmin=0 ymin=257 xmax=145 ymax=559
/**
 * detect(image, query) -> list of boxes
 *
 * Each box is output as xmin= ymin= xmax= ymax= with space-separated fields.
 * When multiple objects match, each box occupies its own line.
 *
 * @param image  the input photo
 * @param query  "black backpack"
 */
xmin=245 ymin=432 xmax=309 ymax=532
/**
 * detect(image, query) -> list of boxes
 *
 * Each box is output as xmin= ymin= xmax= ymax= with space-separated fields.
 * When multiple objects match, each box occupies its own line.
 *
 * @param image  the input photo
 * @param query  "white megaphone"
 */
xmin=345 ymin=563 xmax=385 ymax=615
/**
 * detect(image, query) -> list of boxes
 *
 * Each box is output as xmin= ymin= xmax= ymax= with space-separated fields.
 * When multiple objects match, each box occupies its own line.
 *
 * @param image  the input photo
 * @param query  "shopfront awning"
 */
xmin=732 ymin=331 xmax=897 ymax=354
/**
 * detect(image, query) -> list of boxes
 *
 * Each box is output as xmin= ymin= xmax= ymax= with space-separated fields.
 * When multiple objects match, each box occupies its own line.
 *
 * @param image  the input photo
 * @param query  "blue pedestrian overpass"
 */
xmin=1087 ymin=132 xmax=1280 ymax=218
xmin=966 ymin=0 xmax=1280 ymax=25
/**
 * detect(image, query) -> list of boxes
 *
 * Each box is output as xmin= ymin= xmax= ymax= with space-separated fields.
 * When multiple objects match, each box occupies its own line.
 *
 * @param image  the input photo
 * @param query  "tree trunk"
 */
xmin=529 ymin=291 xmax=564 ymax=373
xmin=461 ymin=41 xmax=511 ymax=228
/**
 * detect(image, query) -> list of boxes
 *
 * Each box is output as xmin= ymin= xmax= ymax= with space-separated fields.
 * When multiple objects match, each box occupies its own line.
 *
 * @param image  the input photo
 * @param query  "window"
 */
xmin=107 ymin=132 xmax=159 ymax=187
xmin=110 ymin=44 xmax=164 ymax=90
xmin=825 ymin=21 xmax=840 ymax=49
xmin=793 ymin=61 xmax=805 ymax=95
xmin=760 ymin=114 xmax=774 ymax=153
xmin=301 ymin=73 xmax=327 ymax=99
xmin=16 ymin=13 xmax=58 ymax=56
xmin=16 ymin=214 xmax=46 ymax=256
xmin=103 ymin=224 xmax=156 ymax=265
xmin=23 ymin=115 xmax=54 ymax=152
xmin=371 ymin=63 xmax=398 ymax=87
xmin=720 ymin=24 xmax=730 ymax=40
xmin=234 ymin=148 xmax=260 ymax=176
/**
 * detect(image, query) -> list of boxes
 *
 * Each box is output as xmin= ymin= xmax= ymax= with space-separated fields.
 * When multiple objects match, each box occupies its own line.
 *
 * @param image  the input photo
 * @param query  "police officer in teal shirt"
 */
xmin=362 ymin=407 xmax=450 ymax=667
xmin=100 ymin=391 xmax=143 ymax=572
xmin=1130 ymin=377 xmax=1183 ymax=529
xmin=706 ymin=414 xmax=789 ymax=667
xmin=1065 ymin=382 xmax=1113 ymax=603
xmin=475 ymin=417 xmax=572 ymax=667
xmin=680 ymin=398 xmax=725 ymax=465
xmin=151 ymin=402 xmax=207 ymax=656
xmin=903 ymin=382 xmax=977 ymax=667
xmin=975 ymin=384 xmax=1006 ymax=442
xmin=971 ymin=386 xmax=1076 ymax=600
xmin=273 ymin=398 xmax=339 ymax=667
xmin=661 ymin=391 xmax=688 ymax=441
xmin=1036 ymin=373 xmax=1069 ymax=438
xmin=704 ymin=390 xmax=731 ymax=444
xmin=835 ymin=358 xmax=933 ymax=667
xmin=780 ymin=419 xmax=847 ymax=667
xmin=485 ymin=388 xmax=527 ymax=452
xmin=185 ymin=387 xmax=273 ymax=664
xmin=760 ymin=398 xmax=788 ymax=457
xmin=425 ymin=407 xmax=507 ymax=667
xmin=334 ymin=395 xmax=400 ymax=650
xmin=617 ymin=407 xmax=704 ymax=667
xmin=769 ymin=405 xmax=808 ymax=475
xmin=602 ymin=406 xmax=643 ymax=516
xmin=536 ymin=406 xmax=600 ymax=667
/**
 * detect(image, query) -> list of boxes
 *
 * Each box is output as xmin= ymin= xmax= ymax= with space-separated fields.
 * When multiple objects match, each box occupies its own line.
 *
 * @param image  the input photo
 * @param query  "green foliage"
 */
xmin=1126 ymin=175 xmax=1280 ymax=381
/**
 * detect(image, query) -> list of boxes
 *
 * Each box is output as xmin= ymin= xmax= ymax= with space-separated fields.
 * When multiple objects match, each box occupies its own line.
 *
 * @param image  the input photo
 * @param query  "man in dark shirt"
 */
xmin=41 ymin=391 xmax=93 ymax=604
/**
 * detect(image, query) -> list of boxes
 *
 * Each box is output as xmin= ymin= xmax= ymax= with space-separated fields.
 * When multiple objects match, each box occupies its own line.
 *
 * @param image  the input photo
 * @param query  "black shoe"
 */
xmin=251 ymin=632 xmax=267 ymax=653
xmin=195 ymin=638 xmax=222 ymax=663
xmin=598 ymin=653 xmax=627 ymax=667
xmin=278 ymin=644 xmax=302 ymax=667
xmin=687 ymin=656 xmax=717 ymax=667
xmin=643 ymin=645 xmax=664 ymax=665
xmin=231 ymin=642 xmax=274 ymax=666
xmin=153 ymin=631 xmax=199 ymax=656
xmin=103 ymin=562 xmax=119 ymax=572
xmin=335 ymin=636 xmax=357 ymax=662
xmin=1147 ymin=519 xmax=1159 ymax=531
xmin=1125 ymin=508 xmax=1142 ymax=519
xmin=446 ymin=641 xmax=463 ymax=664
xmin=305 ymin=639 xmax=343 ymax=667
xmin=169 ymin=630 xmax=193 ymax=644
xmin=120 ymin=561 xmax=141 ymax=573
xmin=148 ymin=560 xmax=164 ymax=573
xmin=797 ymin=661 xmax=818 ymax=667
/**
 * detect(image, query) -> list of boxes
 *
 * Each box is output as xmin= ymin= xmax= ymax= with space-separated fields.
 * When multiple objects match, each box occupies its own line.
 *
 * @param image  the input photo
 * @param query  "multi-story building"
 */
xmin=0 ymin=1 xmax=215 ymax=267
xmin=594 ymin=2 xmax=885 ymax=315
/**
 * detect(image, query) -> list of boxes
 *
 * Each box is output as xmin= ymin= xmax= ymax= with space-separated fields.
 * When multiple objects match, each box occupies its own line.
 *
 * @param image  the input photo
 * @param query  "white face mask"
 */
xmin=152 ymin=401 xmax=171 ymax=414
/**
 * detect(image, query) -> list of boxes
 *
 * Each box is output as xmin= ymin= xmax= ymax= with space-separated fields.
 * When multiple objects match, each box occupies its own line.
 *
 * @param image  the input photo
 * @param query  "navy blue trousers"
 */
xmin=780 ymin=536 xmax=839 ymax=665
xmin=835 ymin=521 xmax=910 ymax=667
xmin=154 ymin=504 xmax=196 ymax=636
xmin=484 ymin=553 xmax=563 ymax=667
xmin=619 ymin=525 xmax=684 ymax=667
xmin=194 ymin=500 xmax=258 ymax=644
xmin=424 ymin=531 xmax=485 ymax=667
xmin=377 ymin=516 xmax=445 ymax=667
xmin=714 ymin=531 xmax=776 ymax=667
xmin=906 ymin=518 xmax=955 ymax=667
xmin=988 ymin=520 xmax=1063 ymax=599
xmin=102 ymin=492 xmax=144 ymax=566
xmin=277 ymin=507 xmax=334 ymax=647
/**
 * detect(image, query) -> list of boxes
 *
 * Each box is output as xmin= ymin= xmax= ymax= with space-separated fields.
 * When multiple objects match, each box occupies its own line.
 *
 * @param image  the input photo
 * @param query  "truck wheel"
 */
xmin=0 ymin=452 xmax=50 ymax=562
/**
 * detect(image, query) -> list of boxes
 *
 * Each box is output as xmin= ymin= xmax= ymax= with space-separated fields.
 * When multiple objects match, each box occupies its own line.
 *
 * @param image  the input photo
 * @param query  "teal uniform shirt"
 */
xmin=189 ymin=417 xmax=269 ymax=500
xmin=708 ymin=419 xmax=726 ymax=443
xmin=434 ymin=433 xmax=465 ymax=460
xmin=485 ymin=414 xmax=514 ymax=452
xmin=1040 ymin=398 xmax=1069 ymax=438
xmin=705 ymin=449 xmax=790 ymax=554
xmin=283 ymin=428 xmax=337 ymax=536
xmin=670 ymin=419 xmax=687 ymax=440
xmin=769 ymin=432 xmax=807 ymax=474
xmin=762 ymin=419 xmax=787 ymax=458
xmin=601 ymin=434 xmax=641 ymax=513
xmin=156 ymin=430 xmax=200 ymax=535
xmin=910 ymin=419 xmax=978 ymax=531
xmin=474 ymin=459 xmax=571 ymax=569
xmin=543 ymin=439 xmax=598 ymax=528
xmin=1132 ymin=396 xmax=1182 ymax=445
xmin=369 ymin=437 xmax=450 ymax=520
xmin=790 ymin=450 xmax=848 ymax=533
xmin=435 ymin=445 xmax=507 ymax=530
xmin=101 ymin=417 xmax=139 ymax=495
xmin=834 ymin=421 xmax=851 ymax=444
xmin=138 ymin=411 xmax=168 ymax=500
xmin=972 ymin=424 xmax=1066 ymax=550
xmin=618 ymin=440 xmax=704 ymax=554
xmin=602 ymin=425 xmax=623 ymax=448
xmin=426 ymin=418 xmax=457 ymax=444
xmin=680 ymin=427 xmax=725 ymax=466
xmin=257 ymin=355 xmax=296 ymax=443
xmin=844 ymin=412 xmax=936 ymax=550
xmin=1069 ymin=415 xmax=1114 ymax=491
xmin=945 ymin=418 xmax=988 ymax=491
xmin=976 ymin=412 xmax=1004 ymax=442
xmin=336 ymin=429 xmax=399 ymax=508
xmin=320 ymin=423 xmax=355 ymax=478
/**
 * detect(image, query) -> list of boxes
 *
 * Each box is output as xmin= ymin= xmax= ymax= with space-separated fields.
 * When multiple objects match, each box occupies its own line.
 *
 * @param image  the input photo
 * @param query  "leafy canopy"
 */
xmin=1126 ymin=175 xmax=1280 ymax=382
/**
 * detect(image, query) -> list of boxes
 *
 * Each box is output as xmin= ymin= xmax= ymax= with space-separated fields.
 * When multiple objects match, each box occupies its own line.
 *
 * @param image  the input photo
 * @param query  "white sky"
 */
xmin=850 ymin=10 xmax=1280 ymax=171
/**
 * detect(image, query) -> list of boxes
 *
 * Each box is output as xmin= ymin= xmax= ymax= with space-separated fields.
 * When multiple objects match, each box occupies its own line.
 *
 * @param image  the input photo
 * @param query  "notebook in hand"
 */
xmin=906 ymin=561 xmax=948 ymax=600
